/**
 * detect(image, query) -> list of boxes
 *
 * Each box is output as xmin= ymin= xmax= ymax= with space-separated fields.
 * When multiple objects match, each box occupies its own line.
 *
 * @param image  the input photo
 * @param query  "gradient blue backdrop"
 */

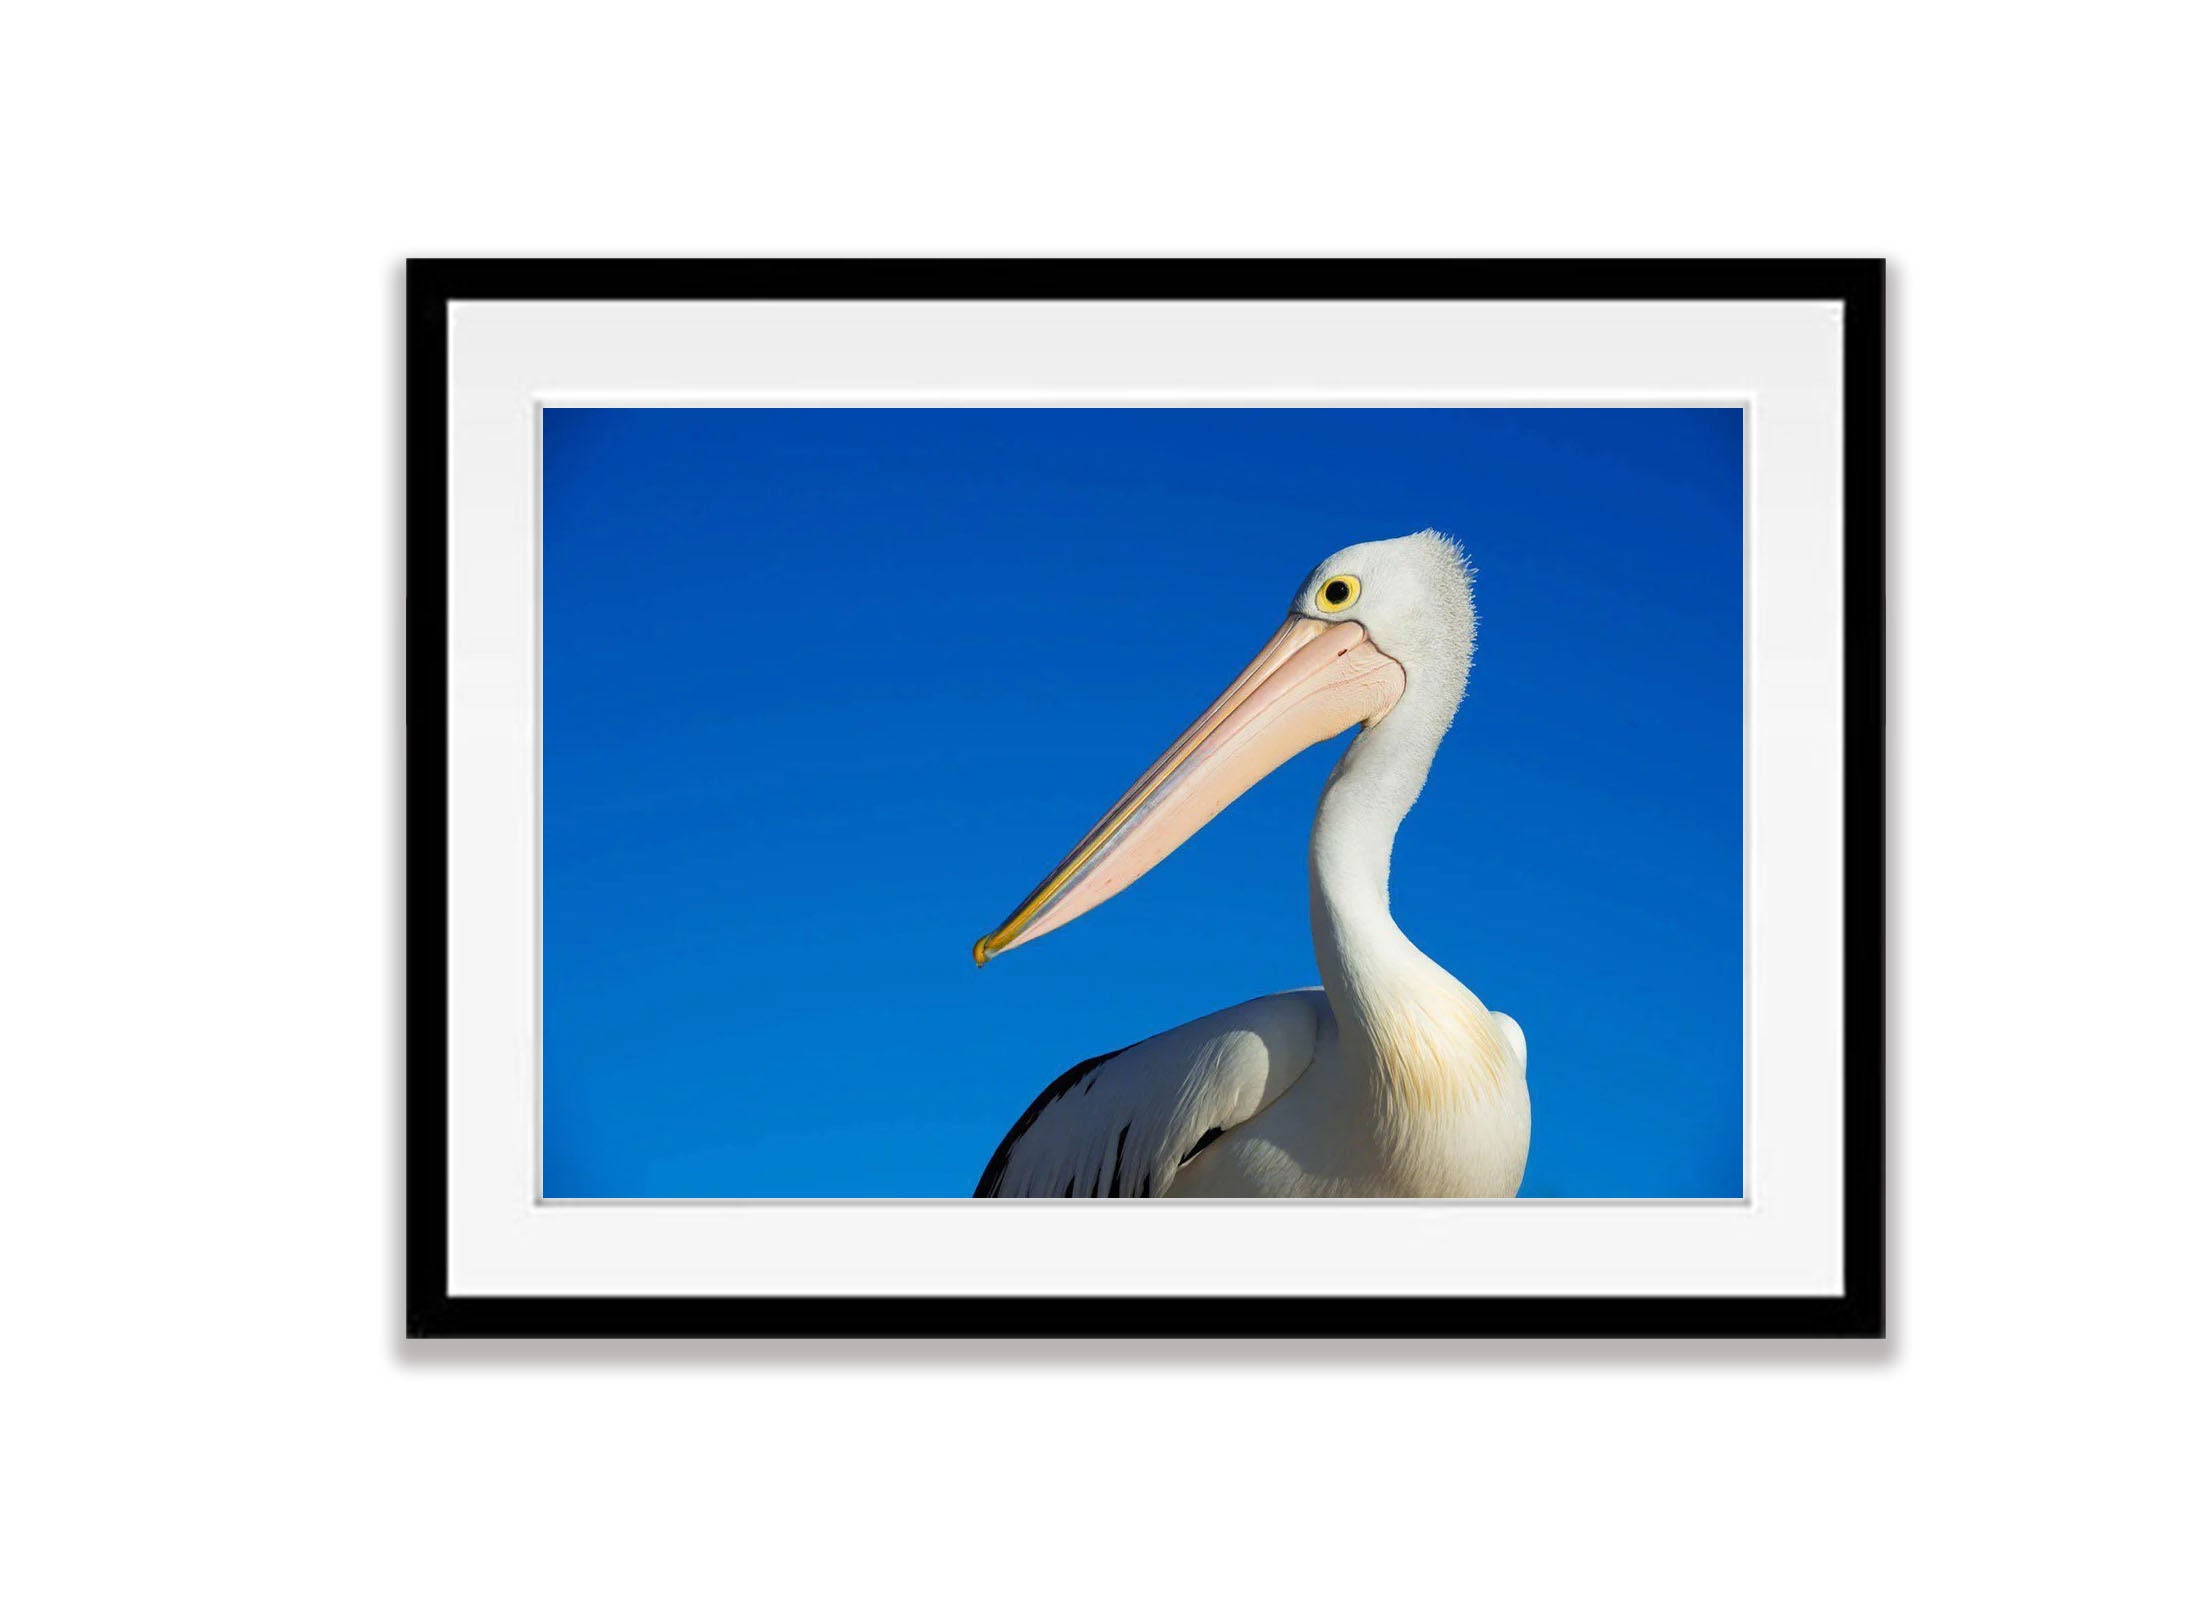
xmin=544 ymin=407 xmax=1742 ymax=1198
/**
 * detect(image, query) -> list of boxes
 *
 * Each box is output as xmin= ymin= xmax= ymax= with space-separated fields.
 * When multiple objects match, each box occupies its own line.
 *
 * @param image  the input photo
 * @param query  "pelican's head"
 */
xmin=1292 ymin=529 xmax=1477 ymax=707
xmin=974 ymin=529 xmax=1474 ymax=964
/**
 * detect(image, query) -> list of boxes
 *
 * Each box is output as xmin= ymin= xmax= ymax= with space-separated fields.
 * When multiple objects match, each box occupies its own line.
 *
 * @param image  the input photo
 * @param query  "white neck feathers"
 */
xmin=1307 ymin=652 xmax=1507 ymax=1108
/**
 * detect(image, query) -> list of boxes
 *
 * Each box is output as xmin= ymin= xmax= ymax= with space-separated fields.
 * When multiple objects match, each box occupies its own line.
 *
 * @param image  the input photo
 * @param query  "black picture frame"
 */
xmin=406 ymin=258 xmax=1885 ymax=1339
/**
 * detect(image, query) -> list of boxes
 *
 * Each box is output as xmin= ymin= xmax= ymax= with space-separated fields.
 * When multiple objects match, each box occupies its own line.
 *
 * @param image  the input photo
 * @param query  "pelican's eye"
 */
xmin=1316 ymin=574 xmax=1361 ymax=613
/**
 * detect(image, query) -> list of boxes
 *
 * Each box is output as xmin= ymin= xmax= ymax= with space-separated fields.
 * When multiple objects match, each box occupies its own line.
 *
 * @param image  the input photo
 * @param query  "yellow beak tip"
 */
xmin=972 ymin=937 xmax=994 ymax=967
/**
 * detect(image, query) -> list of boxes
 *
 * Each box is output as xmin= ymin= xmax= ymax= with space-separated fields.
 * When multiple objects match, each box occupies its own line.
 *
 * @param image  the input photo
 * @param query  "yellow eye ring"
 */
xmin=1315 ymin=573 xmax=1361 ymax=612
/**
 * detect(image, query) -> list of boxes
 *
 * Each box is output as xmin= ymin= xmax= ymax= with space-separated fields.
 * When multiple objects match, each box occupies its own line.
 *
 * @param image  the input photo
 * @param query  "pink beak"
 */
xmin=974 ymin=614 xmax=1405 ymax=964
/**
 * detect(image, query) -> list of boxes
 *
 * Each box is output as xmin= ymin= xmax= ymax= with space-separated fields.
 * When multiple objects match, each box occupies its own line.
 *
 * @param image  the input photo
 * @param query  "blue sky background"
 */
xmin=543 ymin=407 xmax=1742 ymax=1198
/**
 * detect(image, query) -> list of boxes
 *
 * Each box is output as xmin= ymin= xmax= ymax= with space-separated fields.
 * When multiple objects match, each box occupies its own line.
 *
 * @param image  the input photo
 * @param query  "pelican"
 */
xmin=972 ymin=530 xmax=1527 ymax=1199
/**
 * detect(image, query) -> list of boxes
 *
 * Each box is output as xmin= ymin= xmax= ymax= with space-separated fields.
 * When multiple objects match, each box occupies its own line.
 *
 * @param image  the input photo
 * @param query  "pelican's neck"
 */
xmin=1309 ymin=692 xmax=1442 ymax=985
xmin=1308 ymin=668 xmax=1488 ymax=1095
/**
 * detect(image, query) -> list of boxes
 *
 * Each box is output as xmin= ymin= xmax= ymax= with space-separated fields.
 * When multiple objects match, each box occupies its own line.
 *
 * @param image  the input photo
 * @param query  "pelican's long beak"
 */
xmin=974 ymin=615 xmax=1405 ymax=964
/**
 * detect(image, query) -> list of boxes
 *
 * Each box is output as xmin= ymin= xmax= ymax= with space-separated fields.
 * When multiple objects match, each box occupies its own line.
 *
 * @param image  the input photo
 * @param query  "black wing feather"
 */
xmin=969 ymin=991 xmax=1326 ymax=1200
xmin=972 ymin=1047 xmax=1126 ymax=1198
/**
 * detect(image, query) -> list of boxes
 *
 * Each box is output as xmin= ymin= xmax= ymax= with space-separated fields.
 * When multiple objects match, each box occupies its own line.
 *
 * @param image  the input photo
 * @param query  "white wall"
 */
xmin=5 ymin=4 xmax=2191 ymax=1594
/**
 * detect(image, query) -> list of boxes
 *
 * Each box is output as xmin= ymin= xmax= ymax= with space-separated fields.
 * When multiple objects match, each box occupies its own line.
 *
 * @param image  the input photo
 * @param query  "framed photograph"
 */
xmin=407 ymin=258 xmax=1884 ymax=1338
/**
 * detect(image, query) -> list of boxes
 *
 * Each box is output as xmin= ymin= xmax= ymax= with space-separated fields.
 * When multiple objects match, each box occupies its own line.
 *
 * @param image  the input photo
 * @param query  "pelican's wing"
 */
xmin=973 ymin=990 xmax=1327 ymax=1198
xmin=1491 ymin=1010 xmax=1526 ymax=1072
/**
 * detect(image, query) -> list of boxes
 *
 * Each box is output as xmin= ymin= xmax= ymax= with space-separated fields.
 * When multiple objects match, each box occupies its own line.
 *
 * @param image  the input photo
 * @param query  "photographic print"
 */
xmin=410 ymin=259 xmax=1882 ymax=1337
xmin=543 ymin=405 xmax=1742 ymax=1202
